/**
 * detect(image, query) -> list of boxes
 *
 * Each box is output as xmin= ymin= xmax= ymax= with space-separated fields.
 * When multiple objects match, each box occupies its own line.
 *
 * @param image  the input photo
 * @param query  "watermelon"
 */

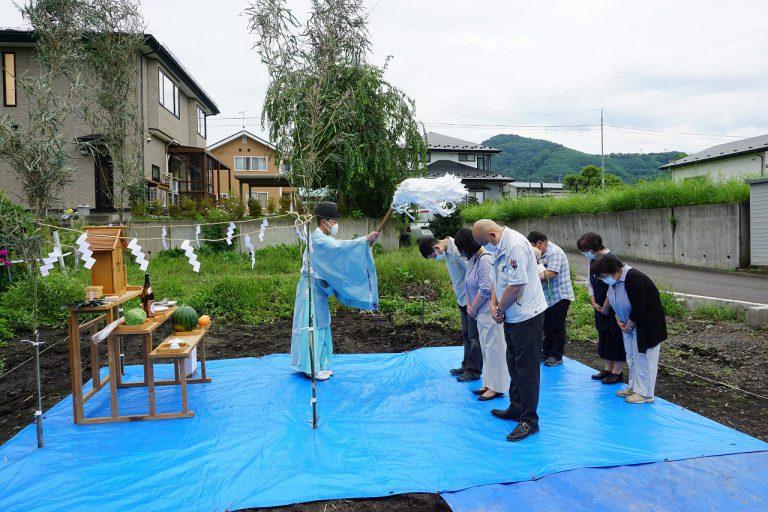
xmin=173 ymin=305 xmax=198 ymax=332
xmin=125 ymin=308 xmax=147 ymax=326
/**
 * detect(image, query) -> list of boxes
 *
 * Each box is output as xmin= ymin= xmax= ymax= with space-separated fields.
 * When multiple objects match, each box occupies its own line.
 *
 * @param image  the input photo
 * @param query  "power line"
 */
xmin=380 ymin=0 xmax=446 ymax=50
xmin=506 ymin=23 xmax=768 ymax=108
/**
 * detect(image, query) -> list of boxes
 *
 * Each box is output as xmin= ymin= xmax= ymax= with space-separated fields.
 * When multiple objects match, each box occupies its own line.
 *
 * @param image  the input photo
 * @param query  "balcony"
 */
xmin=168 ymin=146 xmax=230 ymax=201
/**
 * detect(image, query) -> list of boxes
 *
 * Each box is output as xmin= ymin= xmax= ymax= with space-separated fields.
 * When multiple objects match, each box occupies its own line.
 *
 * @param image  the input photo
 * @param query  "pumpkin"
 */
xmin=173 ymin=305 xmax=199 ymax=332
xmin=125 ymin=308 xmax=147 ymax=326
xmin=197 ymin=314 xmax=211 ymax=327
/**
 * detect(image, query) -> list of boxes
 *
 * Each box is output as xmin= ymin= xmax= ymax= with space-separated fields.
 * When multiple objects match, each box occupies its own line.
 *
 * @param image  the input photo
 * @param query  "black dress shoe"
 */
xmin=601 ymin=373 xmax=623 ymax=385
xmin=456 ymin=372 xmax=480 ymax=382
xmin=491 ymin=407 xmax=520 ymax=420
xmin=591 ymin=369 xmax=612 ymax=380
xmin=506 ymin=421 xmax=539 ymax=442
xmin=471 ymin=388 xmax=488 ymax=395
xmin=478 ymin=392 xmax=503 ymax=402
xmin=450 ymin=367 xmax=466 ymax=376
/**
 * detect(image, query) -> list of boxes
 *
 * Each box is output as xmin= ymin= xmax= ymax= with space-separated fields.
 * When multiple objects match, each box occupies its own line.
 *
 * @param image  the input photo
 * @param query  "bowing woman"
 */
xmin=576 ymin=232 xmax=625 ymax=385
xmin=593 ymin=254 xmax=667 ymax=404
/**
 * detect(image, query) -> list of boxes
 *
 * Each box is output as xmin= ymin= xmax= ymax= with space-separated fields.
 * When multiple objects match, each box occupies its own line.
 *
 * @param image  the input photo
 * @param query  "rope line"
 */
xmin=0 ymin=336 xmax=69 ymax=382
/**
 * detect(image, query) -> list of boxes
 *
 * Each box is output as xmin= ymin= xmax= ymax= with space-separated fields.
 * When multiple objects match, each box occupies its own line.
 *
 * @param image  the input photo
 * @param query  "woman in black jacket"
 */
xmin=593 ymin=254 xmax=667 ymax=404
xmin=577 ymin=233 xmax=626 ymax=384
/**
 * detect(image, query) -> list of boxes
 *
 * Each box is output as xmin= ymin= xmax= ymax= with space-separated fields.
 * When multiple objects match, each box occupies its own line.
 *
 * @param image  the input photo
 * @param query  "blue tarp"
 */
xmin=0 ymin=348 xmax=766 ymax=511
xmin=441 ymin=452 xmax=768 ymax=512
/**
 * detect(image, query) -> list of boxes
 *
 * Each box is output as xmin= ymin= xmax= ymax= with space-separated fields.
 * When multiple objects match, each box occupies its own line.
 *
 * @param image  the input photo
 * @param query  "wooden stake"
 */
xmin=376 ymin=206 xmax=393 ymax=233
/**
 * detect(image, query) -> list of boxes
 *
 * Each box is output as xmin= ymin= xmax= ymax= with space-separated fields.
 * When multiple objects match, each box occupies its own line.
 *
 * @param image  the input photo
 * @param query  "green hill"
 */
xmin=483 ymin=133 xmax=686 ymax=183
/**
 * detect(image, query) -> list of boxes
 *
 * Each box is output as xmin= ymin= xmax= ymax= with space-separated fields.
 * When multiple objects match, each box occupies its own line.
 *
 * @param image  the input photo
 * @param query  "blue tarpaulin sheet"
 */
xmin=1 ymin=347 xmax=766 ymax=511
xmin=441 ymin=452 xmax=768 ymax=512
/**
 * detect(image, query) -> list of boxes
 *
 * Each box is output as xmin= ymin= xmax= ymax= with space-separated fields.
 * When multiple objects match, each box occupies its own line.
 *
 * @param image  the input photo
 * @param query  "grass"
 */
xmin=461 ymin=177 xmax=749 ymax=222
xmin=0 ymin=245 xmax=461 ymax=342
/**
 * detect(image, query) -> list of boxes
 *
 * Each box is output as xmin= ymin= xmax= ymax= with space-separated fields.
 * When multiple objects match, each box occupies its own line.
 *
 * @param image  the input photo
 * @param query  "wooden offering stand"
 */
xmin=68 ymin=226 xmax=211 ymax=425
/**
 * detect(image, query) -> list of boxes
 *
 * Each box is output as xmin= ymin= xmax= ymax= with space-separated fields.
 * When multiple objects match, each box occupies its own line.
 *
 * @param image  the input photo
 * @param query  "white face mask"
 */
xmin=583 ymin=251 xmax=596 ymax=260
xmin=324 ymin=220 xmax=338 ymax=236
xmin=601 ymin=276 xmax=618 ymax=285
xmin=435 ymin=252 xmax=446 ymax=261
xmin=482 ymin=242 xmax=496 ymax=253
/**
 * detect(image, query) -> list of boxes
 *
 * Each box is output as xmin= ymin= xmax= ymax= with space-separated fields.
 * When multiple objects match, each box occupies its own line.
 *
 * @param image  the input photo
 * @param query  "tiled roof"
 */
xmin=426 ymin=160 xmax=513 ymax=181
xmin=427 ymin=132 xmax=500 ymax=153
xmin=661 ymin=133 xmax=768 ymax=169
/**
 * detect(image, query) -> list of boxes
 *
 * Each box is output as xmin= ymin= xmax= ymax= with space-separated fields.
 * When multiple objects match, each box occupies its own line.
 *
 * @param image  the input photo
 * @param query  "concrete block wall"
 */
xmin=485 ymin=203 xmax=748 ymax=270
xmin=125 ymin=216 xmax=399 ymax=258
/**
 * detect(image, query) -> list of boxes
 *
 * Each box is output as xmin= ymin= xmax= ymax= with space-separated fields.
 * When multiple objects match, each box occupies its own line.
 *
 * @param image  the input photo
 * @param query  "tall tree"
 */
xmin=247 ymin=0 xmax=426 ymax=216
xmin=564 ymin=165 xmax=623 ymax=193
xmin=0 ymin=0 xmax=85 ymax=217
xmin=80 ymin=0 xmax=145 ymax=220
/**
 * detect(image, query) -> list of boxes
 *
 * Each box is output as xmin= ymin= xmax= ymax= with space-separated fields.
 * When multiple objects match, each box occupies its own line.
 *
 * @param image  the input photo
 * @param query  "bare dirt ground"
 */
xmin=1 ymin=310 xmax=765 ymax=512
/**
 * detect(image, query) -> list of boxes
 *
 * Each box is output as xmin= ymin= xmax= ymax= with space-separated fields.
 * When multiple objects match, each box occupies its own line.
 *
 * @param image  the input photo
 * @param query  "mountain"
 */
xmin=482 ymin=133 xmax=686 ymax=183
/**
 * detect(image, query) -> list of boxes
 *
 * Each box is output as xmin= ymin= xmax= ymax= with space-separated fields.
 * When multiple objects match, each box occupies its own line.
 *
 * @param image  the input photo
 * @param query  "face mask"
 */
xmin=435 ymin=252 xmax=446 ymax=261
xmin=582 ymin=251 xmax=596 ymax=260
xmin=325 ymin=221 xmax=338 ymax=236
xmin=482 ymin=242 xmax=496 ymax=253
xmin=601 ymin=276 xmax=617 ymax=285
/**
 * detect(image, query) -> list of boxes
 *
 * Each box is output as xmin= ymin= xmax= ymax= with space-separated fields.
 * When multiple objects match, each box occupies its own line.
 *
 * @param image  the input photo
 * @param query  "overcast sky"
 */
xmin=3 ymin=0 xmax=768 ymax=155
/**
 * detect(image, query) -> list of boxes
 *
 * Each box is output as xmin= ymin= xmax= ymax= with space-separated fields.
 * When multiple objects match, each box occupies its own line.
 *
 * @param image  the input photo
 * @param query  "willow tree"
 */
xmin=0 ymin=0 xmax=85 ymax=217
xmin=80 ymin=0 xmax=146 ymax=220
xmin=247 ymin=0 xmax=426 ymax=217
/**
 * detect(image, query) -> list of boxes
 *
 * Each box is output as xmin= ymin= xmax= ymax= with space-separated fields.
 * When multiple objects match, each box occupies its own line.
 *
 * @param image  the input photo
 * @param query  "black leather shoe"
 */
xmin=543 ymin=357 xmax=563 ymax=367
xmin=478 ymin=392 xmax=503 ymax=402
xmin=602 ymin=373 xmax=623 ymax=385
xmin=491 ymin=407 xmax=520 ymax=421
xmin=591 ymin=369 xmax=611 ymax=380
xmin=471 ymin=388 xmax=488 ymax=395
xmin=506 ymin=421 xmax=539 ymax=442
xmin=450 ymin=367 xmax=466 ymax=376
xmin=456 ymin=372 xmax=480 ymax=382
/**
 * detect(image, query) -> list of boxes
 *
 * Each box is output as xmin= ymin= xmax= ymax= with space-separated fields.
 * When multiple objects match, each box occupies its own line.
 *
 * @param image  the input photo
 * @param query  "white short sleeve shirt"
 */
xmin=493 ymin=227 xmax=548 ymax=323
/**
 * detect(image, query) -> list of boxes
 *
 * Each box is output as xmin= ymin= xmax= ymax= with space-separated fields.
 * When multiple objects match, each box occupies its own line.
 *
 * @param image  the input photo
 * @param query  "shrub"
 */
xmin=179 ymin=197 xmax=198 ymax=218
xmin=462 ymin=177 xmax=750 ymax=222
xmin=267 ymin=197 xmax=278 ymax=214
xmin=219 ymin=195 xmax=246 ymax=220
xmin=201 ymin=208 xmax=237 ymax=253
xmin=168 ymin=203 xmax=182 ymax=218
xmin=0 ymin=271 xmax=85 ymax=331
xmin=197 ymin=196 xmax=214 ymax=216
xmin=279 ymin=195 xmax=291 ymax=214
xmin=428 ymin=208 xmax=465 ymax=239
xmin=248 ymin=198 xmax=263 ymax=218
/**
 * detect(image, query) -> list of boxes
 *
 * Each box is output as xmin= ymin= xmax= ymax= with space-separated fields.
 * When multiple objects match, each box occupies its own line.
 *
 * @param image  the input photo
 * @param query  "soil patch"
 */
xmin=1 ymin=313 xmax=765 ymax=512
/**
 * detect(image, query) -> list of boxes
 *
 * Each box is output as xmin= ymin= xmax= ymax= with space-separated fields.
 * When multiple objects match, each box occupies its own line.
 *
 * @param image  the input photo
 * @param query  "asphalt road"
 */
xmin=565 ymin=252 xmax=768 ymax=305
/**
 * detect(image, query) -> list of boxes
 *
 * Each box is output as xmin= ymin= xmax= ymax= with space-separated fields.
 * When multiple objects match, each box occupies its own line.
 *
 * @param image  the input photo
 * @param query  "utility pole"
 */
xmin=600 ymin=108 xmax=605 ymax=189
xmin=238 ymin=111 xmax=246 ymax=130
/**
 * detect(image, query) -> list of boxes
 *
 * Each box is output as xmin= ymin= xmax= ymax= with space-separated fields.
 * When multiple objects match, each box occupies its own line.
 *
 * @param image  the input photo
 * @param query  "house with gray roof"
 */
xmin=661 ymin=134 xmax=768 ymax=181
xmin=425 ymin=132 xmax=513 ymax=202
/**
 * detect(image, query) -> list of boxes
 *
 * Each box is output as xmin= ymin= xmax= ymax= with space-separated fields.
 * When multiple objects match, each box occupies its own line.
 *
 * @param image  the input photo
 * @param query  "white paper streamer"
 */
xmin=75 ymin=233 xmax=97 ymax=270
xmin=195 ymin=224 xmax=201 ymax=248
xmin=258 ymin=218 xmax=268 ymax=243
xmin=39 ymin=246 xmax=63 ymax=276
xmin=161 ymin=226 xmax=168 ymax=250
xmin=295 ymin=224 xmax=307 ymax=243
xmin=127 ymin=238 xmax=149 ymax=271
xmin=391 ymin=173 xmax=468 ymax=217
xmin=244 ymin=234 xmax=255 ymax=269
xmin=180 ymin=239 xmax=200 ymax=273
xmin=226 ymin=221 xmax=236 ymax=246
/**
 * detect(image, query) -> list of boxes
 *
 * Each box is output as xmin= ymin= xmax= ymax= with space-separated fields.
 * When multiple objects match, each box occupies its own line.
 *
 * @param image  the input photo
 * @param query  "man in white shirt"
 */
xmin=419 ymin=235 xmax=482 ymax=382
xmin=473 ymin=220 xmax=547 ymax=442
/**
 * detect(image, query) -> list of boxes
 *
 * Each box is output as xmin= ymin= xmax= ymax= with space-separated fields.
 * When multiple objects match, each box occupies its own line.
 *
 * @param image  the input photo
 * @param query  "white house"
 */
xmin=425 ymin=132 xmax=513 ymax=202
xmin=661 ymin=134 xmax=768 ymax=181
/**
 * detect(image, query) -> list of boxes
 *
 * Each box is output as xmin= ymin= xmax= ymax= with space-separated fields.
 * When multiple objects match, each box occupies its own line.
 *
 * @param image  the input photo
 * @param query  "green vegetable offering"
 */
xmin=173 ymin=305 xmax=199 ymax=332
xmin=125 ymin=308 xmax=147 ymax=326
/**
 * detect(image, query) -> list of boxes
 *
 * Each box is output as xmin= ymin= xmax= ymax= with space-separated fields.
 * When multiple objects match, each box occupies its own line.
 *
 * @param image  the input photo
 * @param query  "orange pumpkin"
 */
xmin=197 ymin=314 xmax=211 ymax=327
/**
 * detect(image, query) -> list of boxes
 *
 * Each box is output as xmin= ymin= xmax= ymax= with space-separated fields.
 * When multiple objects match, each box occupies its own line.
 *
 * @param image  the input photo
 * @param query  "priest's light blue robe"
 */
xmin=290 ymin=228 xmax=379 ymax=374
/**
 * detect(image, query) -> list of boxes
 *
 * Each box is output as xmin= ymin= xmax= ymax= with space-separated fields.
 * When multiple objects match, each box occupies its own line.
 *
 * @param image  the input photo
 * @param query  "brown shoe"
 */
xmin=601 ymin=373 xmax=623 ymax=385
xmin=591 ymin=369 xmax=611 ymax=380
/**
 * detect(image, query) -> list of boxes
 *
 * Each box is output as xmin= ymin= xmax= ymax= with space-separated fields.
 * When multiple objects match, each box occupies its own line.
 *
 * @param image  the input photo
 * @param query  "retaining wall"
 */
xmin=125 ymin=216 xmax=399 ymax=258
xmin=486 ymin=202 xmax=749 ymax=270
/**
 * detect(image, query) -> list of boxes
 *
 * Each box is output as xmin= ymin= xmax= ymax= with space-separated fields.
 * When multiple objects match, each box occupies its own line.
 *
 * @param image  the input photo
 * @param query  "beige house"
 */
xmin=0 ymin=29 xmax=226 ymax=213
xmin=207 ymin=130 xmax=293 ymax=211
xmin=661 ymin=133 xmax=768 ymax=181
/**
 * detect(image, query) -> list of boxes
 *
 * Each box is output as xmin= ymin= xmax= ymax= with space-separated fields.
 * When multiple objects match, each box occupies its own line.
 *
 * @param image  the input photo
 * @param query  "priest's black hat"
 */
xmin=315 ymin=201 xmax=339 ymax=219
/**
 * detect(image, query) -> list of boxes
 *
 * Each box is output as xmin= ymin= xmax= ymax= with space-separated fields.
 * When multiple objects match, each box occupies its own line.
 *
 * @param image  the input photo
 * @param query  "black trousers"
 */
xmin=459 ymin=304 xmax=483 ymax=376
xmin=542 ymin=299 xmax=571 ymax=360
xmin=504 ymin=312 xmax=545 ymax=426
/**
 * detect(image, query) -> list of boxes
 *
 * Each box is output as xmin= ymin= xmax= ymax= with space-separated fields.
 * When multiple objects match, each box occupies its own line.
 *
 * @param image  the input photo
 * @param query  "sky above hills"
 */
xmin=3 ymin=0 xmax=767 ymax=155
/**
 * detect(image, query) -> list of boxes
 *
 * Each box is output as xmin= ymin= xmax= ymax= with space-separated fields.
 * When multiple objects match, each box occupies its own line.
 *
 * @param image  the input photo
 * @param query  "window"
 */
xmin=2 ymin=51 xmax=16 ymax=107
xmin=235 ymin=156 xmax=268 ymax=171
xmin=196 ymin=106 xmax=206 ymax=137
xmin=151 ymin=164 xmax=160 ymax=182
xmin=477 ymin=154 xmax=485 ymax=170
xmin=250 ymin=191 xmax=268 ymax=207
xmin=467 ymin=190 xmax=485 ymax=203
xmin=158 ymin=68 xmax=180 ymax=117
xmin=458 ymin=153 xmax=476 ymax=162
xmin=418 ymin=152 xmax=432 ymax=163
